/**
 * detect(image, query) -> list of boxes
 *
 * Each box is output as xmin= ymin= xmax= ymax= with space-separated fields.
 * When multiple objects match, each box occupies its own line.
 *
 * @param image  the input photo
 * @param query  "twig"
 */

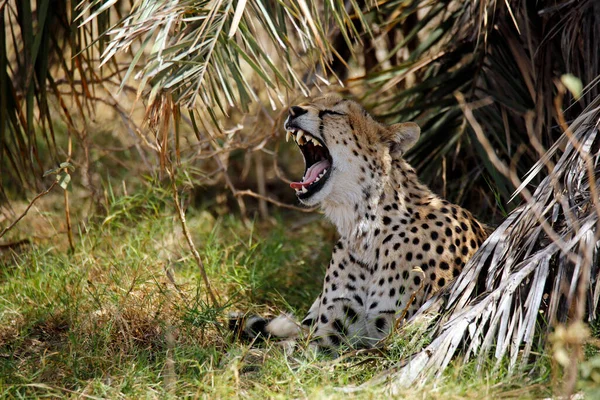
xmin=456 ymin=92 xmax=580 ymax=262
xmin=0 ymin=238 xmax=31 ymax=249
xmin=554 ymin=84 xmax=600 ymax=241
xmin=164 ymin=264 xmax=190 ymax=303
xmin=215 ymin=154 xmax=249 ymax=222
xmin=64 ymin=189 xmax=75 ymax=252
xmin=553 ymin=84 xmax=598 ymax=397
xmin=272 ymin=141 xmax=295 ymax=185
xmin=163 ymin=311 xmax=177 ymax=394
xmin=391 ymin=268 xmax=425 ymax=334
xmin=235 ymin=190 xmax=317 ymax=213
xmin=0 ymin=181 xmax=58 ymax=239
xmin=168 ymin=168 xmax=219 ymax=307
xmin=255 ymin=151 xmax=269 ymax=219
xmin=197 ymin=116 xmax=250 ymax=223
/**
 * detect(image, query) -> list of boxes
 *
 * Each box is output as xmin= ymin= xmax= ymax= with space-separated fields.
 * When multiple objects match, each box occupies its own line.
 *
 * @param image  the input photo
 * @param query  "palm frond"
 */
xmin=362 ymin=95 xmax=600 ymax=392
xmin=355 ymin=0 xmax=600 ymax=219
xmin=1 ymin=0 xmax=120 ymax=194
xmin=82 ymin=0 xmax=372 ymax=112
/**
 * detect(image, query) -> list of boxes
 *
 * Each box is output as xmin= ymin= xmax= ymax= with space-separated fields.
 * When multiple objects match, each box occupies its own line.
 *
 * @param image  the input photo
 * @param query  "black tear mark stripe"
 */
xmin=319 ymin=109 xmax=345 ymax=139
xmin=318 ymin=110 xmax=345 ymax=119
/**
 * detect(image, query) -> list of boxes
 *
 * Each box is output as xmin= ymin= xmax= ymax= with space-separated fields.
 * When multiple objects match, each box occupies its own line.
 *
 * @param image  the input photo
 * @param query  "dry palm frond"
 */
xmin=1 ymin=0 xmax=126 ymax=194
xmin=82 ymin=0 xmax=372 ymax=112
xmin=356 ymin=0 xmax=600 ymax=219
xmin=355 ymin=95 xmax=600 ymax=393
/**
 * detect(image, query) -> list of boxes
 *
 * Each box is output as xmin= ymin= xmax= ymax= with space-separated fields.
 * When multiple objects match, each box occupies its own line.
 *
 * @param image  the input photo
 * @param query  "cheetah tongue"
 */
xmin=290 ymin=159 xmax=330 ymax=189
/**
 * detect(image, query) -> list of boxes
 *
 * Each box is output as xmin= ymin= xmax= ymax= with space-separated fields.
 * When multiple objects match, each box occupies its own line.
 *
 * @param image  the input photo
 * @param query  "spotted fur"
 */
xmin=236 ymin=95 xmax=488 ymax=350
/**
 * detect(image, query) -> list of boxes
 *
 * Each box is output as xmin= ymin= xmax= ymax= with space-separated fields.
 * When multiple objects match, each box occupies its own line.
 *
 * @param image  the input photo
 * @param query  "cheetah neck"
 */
xmin=322 ymin=159 xmax=434 ymax=264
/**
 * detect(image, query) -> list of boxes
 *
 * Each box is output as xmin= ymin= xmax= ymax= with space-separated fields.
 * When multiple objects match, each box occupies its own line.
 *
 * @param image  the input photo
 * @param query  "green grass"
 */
xmin=0 ymin=187 xmax=594 ymax=398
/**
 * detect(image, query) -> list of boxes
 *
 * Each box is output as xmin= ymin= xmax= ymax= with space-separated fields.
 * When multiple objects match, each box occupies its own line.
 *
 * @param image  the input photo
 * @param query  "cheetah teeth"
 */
xmin=294 ymin=169 xmax=328 ymax=193
xmin=285 ymin=129 xmax=322 ymax=147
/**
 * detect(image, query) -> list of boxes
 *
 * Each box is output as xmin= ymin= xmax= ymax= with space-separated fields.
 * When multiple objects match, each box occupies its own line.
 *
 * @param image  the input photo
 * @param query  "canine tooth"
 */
xmin=323 ymin=169 xmax=327 ymax=174
xmin=301 ymin=186 xmax=308 ymax=193
xmin=286 ymin=131 xmax=292 ymax=142
xmin=297 ymin=130 xmax=304 ymax=142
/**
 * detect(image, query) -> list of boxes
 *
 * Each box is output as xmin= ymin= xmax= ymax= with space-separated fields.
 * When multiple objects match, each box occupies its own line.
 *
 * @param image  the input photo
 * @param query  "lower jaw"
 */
xmin=296 ymin=180 xmax=328 ymax=200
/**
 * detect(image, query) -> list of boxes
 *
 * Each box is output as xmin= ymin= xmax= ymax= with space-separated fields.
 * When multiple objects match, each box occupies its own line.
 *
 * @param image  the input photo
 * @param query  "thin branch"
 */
xmin=554 ymin=84 xmax=600 ymax=241
xmin=63 ymin=189 xmax=75 ymax=252
xmin=456 ymin=92 xmax=581 ymax=262
xmin=234 ymin=190 xmax=316 ymax=213
xmin=168 ymin=168 xmax=219 ymax=307
xmin=0 ymin=181 xmax=58 ymax=239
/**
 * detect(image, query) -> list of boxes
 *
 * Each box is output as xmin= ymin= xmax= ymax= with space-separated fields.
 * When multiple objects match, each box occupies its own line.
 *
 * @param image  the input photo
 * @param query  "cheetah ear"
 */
xmin=388 ymin=122 xmax=420 ymax=156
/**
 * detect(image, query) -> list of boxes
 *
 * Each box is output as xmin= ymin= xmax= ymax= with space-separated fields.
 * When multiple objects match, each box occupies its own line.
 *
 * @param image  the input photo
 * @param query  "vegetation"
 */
xmin=0 ymin=189 xmax=553 ymax=398
xmin=1 ymin=0 xmax=600 ymax=397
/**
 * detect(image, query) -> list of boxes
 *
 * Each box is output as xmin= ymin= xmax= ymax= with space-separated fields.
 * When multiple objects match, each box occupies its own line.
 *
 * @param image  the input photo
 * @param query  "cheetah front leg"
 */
xmin=297 ymin=244 xmax=374 ymax=350
xmin=234 ymin=243 xmax=371 ymax=351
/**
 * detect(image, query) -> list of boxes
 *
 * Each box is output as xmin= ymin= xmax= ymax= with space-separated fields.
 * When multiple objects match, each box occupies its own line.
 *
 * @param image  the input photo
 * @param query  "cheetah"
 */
xmin=236 ymin=95 xmax=488 ymax=350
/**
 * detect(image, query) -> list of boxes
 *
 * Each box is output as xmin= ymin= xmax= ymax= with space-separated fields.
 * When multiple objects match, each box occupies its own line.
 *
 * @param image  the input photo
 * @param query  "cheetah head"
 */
xmin=284 ymin=95 xmax=420 ymax=207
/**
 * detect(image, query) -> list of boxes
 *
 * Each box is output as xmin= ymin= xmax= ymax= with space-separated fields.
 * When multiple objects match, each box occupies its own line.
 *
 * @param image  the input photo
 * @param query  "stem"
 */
xmin=169 ymin=171 xmax=218 ymax=306
xmin=0 ymin=181 xmax=58 ymax=239
xmin=255 ymin=151 xmax=268 ymax=219
xmin=64 ymin=186 xmax=75 ymax=252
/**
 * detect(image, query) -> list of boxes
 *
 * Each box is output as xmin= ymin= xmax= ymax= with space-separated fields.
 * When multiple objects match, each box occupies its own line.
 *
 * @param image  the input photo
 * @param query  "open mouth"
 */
xmin=286 ymin=128 xmax=332 ymax=199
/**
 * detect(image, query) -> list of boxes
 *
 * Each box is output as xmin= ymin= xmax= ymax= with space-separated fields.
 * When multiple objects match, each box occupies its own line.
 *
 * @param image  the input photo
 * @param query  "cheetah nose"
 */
xmin=289 ymin=106 xmax=308 ymax=118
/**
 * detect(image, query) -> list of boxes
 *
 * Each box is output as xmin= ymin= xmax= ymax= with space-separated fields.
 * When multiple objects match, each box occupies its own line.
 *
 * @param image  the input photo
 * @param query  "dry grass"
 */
xmin=0 ymin=185 xmax=575 ymax=398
